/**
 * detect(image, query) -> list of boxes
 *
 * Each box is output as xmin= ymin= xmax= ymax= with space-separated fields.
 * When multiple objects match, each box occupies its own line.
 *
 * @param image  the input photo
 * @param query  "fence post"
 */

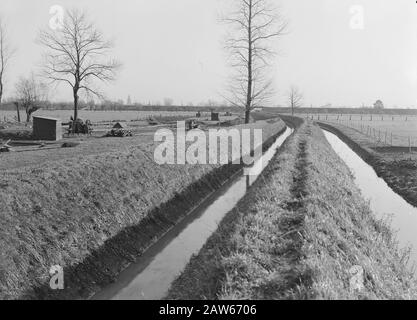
xmin=409 ymin=136 xmax=412 ymax=153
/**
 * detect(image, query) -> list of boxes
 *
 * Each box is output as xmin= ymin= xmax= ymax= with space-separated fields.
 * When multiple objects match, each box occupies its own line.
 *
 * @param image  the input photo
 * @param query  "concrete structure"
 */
xmin=33 ymin=116 xmax=62 ymax=141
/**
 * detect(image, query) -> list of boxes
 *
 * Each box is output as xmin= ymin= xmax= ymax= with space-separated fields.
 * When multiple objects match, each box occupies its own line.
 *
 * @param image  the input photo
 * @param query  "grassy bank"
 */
xmin=167 ymin=119 xmax=417 ymax=300
xmin=0 ymin=118 xmax=285 ymax=300
xmin=318 ymin=122 xmax=417 ymax=208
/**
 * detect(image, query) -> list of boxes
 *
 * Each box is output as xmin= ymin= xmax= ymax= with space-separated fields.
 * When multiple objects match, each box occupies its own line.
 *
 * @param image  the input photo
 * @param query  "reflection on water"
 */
xmin=323 ymin=130 xmax=417 ymax=268
xmin=94 ymin=127 xmax=293 ymax=300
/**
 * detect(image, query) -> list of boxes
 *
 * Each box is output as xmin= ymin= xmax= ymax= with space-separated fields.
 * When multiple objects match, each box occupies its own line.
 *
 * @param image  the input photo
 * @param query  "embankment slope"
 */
xmin=167 ymin=120 xmax=417 ymax=300
xmin=0 ymin=118 xmax=285 ymax=300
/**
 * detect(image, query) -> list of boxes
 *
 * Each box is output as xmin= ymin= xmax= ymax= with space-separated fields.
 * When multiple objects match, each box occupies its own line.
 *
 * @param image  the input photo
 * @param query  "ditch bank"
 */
xmin=167 ymin=120 xmax=417 ymax=300
xmin=93 ymin=126 xmax=294 ymax=299
xmin=0 ymin=118 xmax=286 ymax=300
xmin=318 ymin=122 xmax=417 ymax=208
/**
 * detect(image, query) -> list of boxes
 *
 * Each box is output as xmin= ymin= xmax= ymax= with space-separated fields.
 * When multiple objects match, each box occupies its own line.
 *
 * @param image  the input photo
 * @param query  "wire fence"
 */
xmin=302 ymin=113 xmax=417 ymax=152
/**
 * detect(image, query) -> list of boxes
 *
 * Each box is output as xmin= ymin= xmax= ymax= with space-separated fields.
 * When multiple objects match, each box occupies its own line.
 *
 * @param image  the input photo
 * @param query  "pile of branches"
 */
xmin=0 ymin=140 xmax=12 ymax=153
xmin=106 ymin=129 xmax=133 ymax=137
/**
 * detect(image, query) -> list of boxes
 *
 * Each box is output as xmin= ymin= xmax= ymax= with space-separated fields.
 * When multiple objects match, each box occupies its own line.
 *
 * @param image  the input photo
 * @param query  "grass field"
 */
xmin=297 ymin=113 xmax=417 ymax=147
xmin=167 ymin=119 xmax=417 ymax=300
xmin=0 ymin=116 xmax=285 ymax=299
xmin=0 ymin=110 xmax=201 ymax=123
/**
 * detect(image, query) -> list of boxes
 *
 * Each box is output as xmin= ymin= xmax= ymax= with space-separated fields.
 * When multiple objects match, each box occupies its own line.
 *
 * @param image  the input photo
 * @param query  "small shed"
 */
xmin=33 ymin=116 xmax=62 ymax=141
xmin=113 ymin=122 xmax=129 ymax=129
xmin=211 ymin=112 xmax=220 ymax=121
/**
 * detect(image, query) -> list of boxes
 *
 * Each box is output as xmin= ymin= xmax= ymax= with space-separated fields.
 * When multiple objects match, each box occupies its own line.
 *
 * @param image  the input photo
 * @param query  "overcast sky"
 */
xmin=1 ymin=0 xmax=416 ymax=108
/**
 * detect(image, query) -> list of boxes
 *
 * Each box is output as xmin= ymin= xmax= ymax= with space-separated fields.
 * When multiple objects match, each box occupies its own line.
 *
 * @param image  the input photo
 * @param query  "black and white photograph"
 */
xmin=0 ymin=0 xmax=417 ymax=308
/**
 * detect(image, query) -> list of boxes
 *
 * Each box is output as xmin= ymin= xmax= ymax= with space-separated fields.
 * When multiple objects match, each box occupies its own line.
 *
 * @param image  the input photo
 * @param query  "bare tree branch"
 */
xmin=15 ymin=73 xmax=48 ymax=122
xmin=38 ymin=8 xmax=120 ymax=121
xmin=0 ymin=17 xmax=16 ymax=105
xmin=288 ymin=85 xmax=303 ymax=115
xmin=221 ymin=0 xmax=287 ymax=123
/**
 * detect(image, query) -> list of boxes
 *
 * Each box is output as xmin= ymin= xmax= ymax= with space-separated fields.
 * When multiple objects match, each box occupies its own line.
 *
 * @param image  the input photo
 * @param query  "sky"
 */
xmin=0 ymin=0 xmax=416 ymax=108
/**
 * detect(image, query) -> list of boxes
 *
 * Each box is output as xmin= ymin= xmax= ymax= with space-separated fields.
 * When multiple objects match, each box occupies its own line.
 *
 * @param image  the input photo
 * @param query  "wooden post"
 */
xmin=409 ymin=137 xmax=412 ymax=153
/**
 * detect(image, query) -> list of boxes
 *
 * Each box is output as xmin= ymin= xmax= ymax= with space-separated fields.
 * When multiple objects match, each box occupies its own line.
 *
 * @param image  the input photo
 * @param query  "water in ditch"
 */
xmin=93 ymin=127 xmax=294 ymax=300
xmin=323 ymin=130 xmax=417 ymax=269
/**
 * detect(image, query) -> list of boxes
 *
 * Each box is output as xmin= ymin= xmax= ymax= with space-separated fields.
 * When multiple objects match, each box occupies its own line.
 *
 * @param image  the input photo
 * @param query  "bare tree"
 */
xmin=288 ymin=86 xmax=303 ymax=115
xmin=222 ymin=0 xmax=287 ymax=123
xmin=0 ymin=17 xmax=15 ymax=105
xmin=39 ymin=9 xmax=119 ymax=122
xmin=15 ymin=73 xmax=48 ymax=123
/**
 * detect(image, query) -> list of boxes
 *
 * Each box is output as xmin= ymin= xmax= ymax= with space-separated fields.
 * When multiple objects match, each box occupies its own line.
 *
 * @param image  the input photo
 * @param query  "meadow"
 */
xmin=294 ymin=113 xmax=417 ymax=148
xmin=0 ymin=110 xmax=202 ymax=123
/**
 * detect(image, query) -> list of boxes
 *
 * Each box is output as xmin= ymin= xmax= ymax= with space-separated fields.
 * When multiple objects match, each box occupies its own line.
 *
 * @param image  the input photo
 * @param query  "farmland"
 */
xmin=1 ymin=0 xmax=416 ymax=304
xmin=0 ymin=115 xmax=286 ymax=299
xmin=305 ymin=113 xmax=417 ymax=148
xmin=1 ymin=109 xmax=417 ymax=300
xmin=0 ymin=110 xmax=199 ymax=123
xmin=167 ymin=118 xmax=417 ymax=300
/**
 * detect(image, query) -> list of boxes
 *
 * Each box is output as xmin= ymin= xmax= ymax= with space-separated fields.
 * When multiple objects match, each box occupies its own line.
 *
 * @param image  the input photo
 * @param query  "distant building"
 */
xmin=374 ymin=100 xmax=384 ymax=109
xmin=253 ymin=107 xmax=264 ymax=112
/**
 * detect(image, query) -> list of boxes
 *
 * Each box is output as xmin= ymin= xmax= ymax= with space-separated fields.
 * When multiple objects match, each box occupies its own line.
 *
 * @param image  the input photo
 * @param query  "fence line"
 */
xmin=303 ymin=113 xmax=417 ymax=152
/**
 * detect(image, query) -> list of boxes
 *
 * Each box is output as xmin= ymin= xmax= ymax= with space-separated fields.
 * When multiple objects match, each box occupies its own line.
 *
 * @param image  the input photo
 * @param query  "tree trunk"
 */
xmin=73 ymin=87 xmax=79 ymax=121
xmin=245 ymin=109 xmax=251 ymax=124
xmin=245 ymin=0 xmax=253 ymax=125
xmin=14 ymin=102 xmax=20 ymax=122
xmin=0 ymin=80 xmax=3 ymax=105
